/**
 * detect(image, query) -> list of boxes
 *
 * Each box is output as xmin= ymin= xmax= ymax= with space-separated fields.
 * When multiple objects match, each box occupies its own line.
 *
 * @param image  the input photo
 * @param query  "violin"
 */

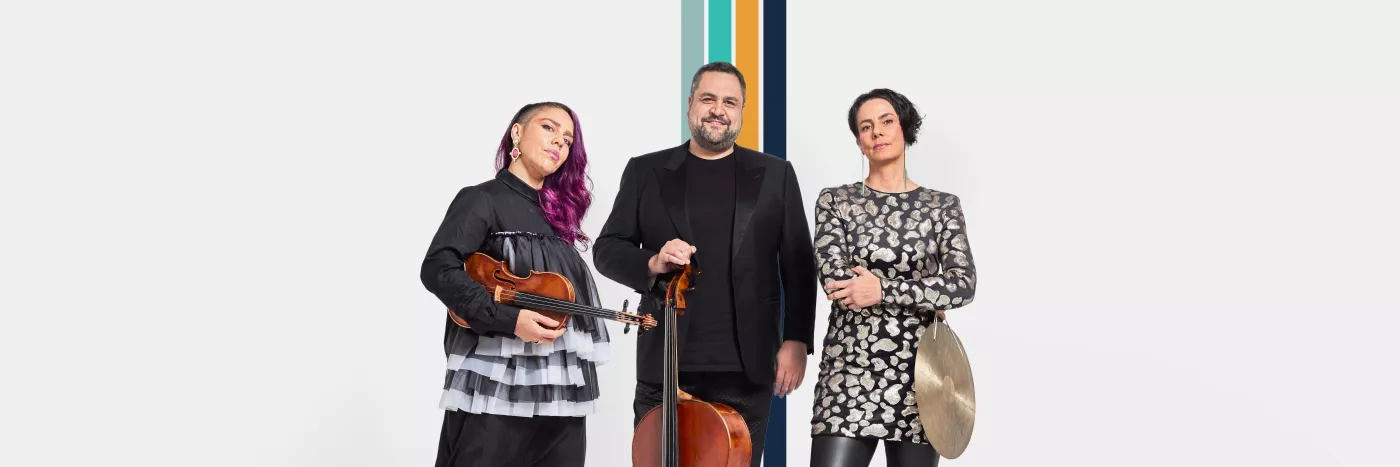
xmin=448 ymin=252 xmax=657 ymax=332
xmin=631 ymin=263 xmax=752 ymax=467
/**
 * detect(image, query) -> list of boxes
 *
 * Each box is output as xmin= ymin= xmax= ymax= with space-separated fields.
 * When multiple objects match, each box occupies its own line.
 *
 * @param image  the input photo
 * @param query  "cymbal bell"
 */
xmin=914 ymin=320 xmax=976 ymax=459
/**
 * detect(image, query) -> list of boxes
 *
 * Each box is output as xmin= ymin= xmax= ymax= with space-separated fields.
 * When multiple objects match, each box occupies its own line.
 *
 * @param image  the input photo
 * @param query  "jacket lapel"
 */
xmin=656 ymin=143 xmax=696 ymax=245
xmin=731 ymin=149 xmax=766 ymax=261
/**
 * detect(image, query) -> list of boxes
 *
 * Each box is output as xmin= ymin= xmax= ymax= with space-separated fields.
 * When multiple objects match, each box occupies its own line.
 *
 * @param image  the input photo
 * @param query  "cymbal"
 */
xmin=914 ymin=320 xmax=976 ymax=459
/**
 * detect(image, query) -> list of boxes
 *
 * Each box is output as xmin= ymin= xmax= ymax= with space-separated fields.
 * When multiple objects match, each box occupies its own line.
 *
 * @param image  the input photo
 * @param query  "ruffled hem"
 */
xmin=472 ymin=321 xmax=612 ymax=364
xmin=444 ymin=365 xmax=599 ymax=403
xmin=439 ymin=389 xmax=596 ymax=417
xmin=448 ymin=352 xmax=588 ymax=387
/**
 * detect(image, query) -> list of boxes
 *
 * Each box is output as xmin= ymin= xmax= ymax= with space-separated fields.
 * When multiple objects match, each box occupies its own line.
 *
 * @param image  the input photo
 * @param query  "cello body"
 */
xmin=630 ymin=263 xmax=753 ymax=467
xmin=632 ymin=400 xmax=751 ymax=466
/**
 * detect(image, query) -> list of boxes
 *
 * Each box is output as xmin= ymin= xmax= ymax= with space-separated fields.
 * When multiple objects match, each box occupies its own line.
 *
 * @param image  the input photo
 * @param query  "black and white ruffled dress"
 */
xmin=423 ymin=169 xmax=611 ymax=418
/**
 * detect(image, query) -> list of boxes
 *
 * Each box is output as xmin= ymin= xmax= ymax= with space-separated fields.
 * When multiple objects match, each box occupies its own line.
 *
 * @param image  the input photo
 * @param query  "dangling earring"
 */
xmin=510 ymin=137 xmax=521 ymax=161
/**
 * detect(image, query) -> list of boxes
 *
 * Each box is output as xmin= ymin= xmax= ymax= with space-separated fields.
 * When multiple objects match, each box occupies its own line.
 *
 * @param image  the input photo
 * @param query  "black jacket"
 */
xmin=593 ymin=142 xmax=818 ymax=385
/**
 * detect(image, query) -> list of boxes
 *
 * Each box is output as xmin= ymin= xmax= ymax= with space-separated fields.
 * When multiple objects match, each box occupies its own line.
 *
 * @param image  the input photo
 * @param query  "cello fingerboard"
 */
xmin=663 ymin=301 xmax=679 ymax=467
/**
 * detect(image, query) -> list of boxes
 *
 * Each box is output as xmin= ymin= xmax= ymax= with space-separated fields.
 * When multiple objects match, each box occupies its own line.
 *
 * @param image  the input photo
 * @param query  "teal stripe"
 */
xmin=681 ymin=0 xmax=704 ymax=140
xmin=707 ymin=0 xmax=732 ymax=63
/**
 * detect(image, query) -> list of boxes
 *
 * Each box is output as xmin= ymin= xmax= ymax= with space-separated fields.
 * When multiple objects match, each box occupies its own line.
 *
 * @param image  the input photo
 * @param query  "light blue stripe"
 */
xmin=681 ymin=0 xmax=704 ymax=140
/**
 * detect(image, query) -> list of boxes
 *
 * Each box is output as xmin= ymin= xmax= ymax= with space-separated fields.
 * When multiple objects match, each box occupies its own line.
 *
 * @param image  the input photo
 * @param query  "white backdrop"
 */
xmin=3 ymin=1 xmax=1398 ymax=466
xmin=785 ymin=2 xmax=1400 ymax=466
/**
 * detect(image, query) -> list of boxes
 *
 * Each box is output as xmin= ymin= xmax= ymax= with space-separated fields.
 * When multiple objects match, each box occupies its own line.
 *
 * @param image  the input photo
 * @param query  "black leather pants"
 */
xmin=810 ymin=435 xmax=939 ymax=467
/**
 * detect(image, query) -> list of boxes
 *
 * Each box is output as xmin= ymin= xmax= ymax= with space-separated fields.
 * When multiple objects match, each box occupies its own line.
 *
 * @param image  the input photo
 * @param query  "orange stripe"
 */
xmin=736 ymin=0 xmax=760 ymax=149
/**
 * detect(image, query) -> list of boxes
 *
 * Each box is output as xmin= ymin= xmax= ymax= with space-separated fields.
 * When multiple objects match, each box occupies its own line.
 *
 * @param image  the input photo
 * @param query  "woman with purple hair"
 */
xmin=420 ymin=102 xmax=606 ymax=467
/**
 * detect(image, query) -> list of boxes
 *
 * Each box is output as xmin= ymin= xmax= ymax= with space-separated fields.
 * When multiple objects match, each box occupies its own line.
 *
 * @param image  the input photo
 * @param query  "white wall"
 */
xmin=2 ymin=1 xmax=1397 ymax=466
xmin=785 ymin=1 xmax=1400 ymax=466
xmin=1 ymin=1 xmax=675 ymax=466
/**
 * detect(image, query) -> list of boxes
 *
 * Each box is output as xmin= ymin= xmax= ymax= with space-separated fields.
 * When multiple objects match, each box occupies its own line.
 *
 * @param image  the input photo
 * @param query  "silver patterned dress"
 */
xmin=809 ymin=183 xmax=978 ymax=443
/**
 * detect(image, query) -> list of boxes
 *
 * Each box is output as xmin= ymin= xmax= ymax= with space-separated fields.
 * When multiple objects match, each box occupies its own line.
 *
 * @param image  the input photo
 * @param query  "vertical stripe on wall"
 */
xmin=681 ymin=0 xmax=705 ymax=139
xmin=763 ymin=0 xmax=785 ymax=162
xmin=681 ymin=1 xmax=786 ymax=465
xmin=735 ymin=0 xmax=760 ymax=149
xmin=762 ymin=0 xmax=787 ymax=465
xmin=707 ymin=0 xmax=732 ymax=63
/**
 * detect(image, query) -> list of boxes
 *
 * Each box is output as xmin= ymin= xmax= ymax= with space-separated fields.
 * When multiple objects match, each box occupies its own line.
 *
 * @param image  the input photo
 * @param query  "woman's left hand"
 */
xmin=825 ymin=266 xmax=883 ymax=309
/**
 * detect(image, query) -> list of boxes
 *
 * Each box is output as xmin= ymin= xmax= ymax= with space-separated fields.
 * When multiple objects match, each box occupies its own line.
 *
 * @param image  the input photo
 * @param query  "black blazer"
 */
xmin=593 ymin=142 xmax=817 ymax=385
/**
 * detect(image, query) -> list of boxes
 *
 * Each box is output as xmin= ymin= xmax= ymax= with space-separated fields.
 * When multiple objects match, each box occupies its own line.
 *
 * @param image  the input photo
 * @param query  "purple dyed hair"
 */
xmin=495 ymin=102 xmax=592 ymax=250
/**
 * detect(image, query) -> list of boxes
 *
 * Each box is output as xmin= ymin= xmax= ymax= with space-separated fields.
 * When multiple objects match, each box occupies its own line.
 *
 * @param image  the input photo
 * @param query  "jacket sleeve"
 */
xmin=420 ymin=187 xmax=521 ymax=336
xmin=593 ymin=158 xmax=667 ymax=297
xmin=878 ymin=194 xmax=977 ymax=316
xmin=778 ymin=162 xmax=819 ymax=354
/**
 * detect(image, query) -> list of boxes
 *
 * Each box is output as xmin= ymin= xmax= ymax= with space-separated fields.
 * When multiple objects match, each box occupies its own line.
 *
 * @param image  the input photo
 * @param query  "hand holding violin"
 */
xmin=515 ymin=309 xmax=566 ymax=345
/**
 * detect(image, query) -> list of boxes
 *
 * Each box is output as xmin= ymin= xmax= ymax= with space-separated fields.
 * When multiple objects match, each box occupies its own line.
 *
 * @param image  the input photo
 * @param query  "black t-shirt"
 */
xmin=679 ymin=152 xmax=743 ymax=372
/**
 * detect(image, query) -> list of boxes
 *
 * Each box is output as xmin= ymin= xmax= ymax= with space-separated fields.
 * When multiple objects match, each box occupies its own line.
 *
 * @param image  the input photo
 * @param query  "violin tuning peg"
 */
xmin=621 ymin=300 xmax=633 ymax=333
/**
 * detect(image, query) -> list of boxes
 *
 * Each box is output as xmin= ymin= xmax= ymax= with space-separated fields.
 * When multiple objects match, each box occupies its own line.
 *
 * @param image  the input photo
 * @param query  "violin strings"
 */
xmin=505 ymin=293 xmax=622 ymax=320
xmin=500 ymin=291 xmax=641 ymax=324
xmin=500 ymin=290 xmax=616 ymax=317
xmin=512 ymin=297 xmax=634 ymax=324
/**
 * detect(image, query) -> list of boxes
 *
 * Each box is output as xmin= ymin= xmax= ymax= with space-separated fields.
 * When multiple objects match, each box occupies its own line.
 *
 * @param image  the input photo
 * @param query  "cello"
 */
xmin=631 ymin=263 xmax=752 ymax=467
xmin=448 ymin=252 xmax=657 ymax=332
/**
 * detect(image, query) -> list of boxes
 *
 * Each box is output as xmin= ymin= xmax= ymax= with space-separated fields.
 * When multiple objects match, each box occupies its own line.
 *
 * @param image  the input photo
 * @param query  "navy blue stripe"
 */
xmin=763 ymin=0 xmax=786 ymax=162
xmin=763 ymin=0 xmax=787 ymax=465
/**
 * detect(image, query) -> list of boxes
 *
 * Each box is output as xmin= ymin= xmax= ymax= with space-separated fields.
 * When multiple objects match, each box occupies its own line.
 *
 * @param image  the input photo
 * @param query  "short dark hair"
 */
xmin=847 ymin=88 xmax=923 ymax=146
xmin=689 ymin=61 xmax=747 ymax=102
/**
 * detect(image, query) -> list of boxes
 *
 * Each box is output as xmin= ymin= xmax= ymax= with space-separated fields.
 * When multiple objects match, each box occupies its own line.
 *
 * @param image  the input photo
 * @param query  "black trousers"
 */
xmin=633 ymin=371 xmax=774 ymax=467
xmin=810 ymin=435 xmax=940 ymax=467
xmin=435 ymin=410 xmax=585 ymax=467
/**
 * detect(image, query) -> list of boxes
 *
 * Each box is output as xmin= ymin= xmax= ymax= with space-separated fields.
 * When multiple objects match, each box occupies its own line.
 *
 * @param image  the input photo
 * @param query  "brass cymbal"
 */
xmin=914 ymin=320 xmax=976 ymax=459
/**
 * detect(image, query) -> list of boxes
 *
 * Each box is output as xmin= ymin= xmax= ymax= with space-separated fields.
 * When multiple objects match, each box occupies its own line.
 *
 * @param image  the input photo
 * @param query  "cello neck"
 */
xmin=661 ymin=296 xmax=679 ymax=467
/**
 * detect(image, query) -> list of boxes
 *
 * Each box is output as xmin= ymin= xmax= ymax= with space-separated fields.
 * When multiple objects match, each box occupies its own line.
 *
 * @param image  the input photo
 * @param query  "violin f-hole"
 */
xmin=492 ymin=270 xmax=518 ymax=288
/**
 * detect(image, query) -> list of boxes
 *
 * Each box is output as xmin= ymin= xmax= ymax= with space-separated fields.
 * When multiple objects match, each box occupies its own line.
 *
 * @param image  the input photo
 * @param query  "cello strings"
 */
xmin=665 ymin=298 xmax=679 ymax=465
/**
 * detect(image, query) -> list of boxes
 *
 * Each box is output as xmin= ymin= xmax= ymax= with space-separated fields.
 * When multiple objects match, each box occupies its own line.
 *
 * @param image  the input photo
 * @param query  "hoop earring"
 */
xmin=510 ymin=138 xmax=521 ymax=161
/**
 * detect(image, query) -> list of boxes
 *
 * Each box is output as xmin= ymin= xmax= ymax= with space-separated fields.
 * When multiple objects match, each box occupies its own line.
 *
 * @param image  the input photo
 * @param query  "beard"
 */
xmin=690 ymin=118 xmax=740 ymax=152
